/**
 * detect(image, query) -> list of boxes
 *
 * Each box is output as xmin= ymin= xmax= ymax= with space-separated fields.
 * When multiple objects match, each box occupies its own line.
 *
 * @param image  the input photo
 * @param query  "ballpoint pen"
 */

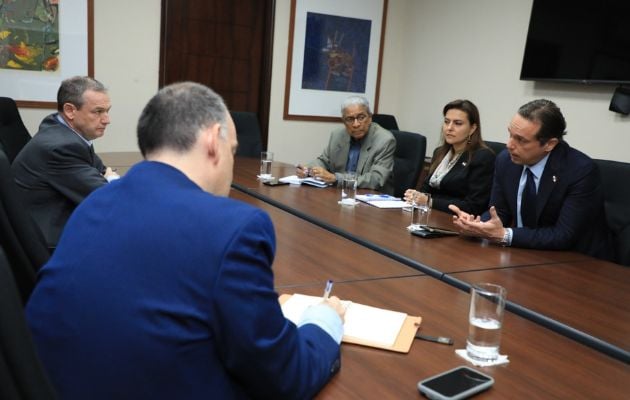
xmin=322 ymin=279 xmax=334 ymax=300
xmin=415 ymin=333 xmax=454 ymax=345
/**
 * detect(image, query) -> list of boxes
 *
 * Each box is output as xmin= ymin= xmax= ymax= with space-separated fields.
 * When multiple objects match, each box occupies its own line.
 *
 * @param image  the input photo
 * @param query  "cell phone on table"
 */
xmin=262 ymin=178 xmax=289 ymax=186
xmin=417 ymin=366 xmax=494 ymax=400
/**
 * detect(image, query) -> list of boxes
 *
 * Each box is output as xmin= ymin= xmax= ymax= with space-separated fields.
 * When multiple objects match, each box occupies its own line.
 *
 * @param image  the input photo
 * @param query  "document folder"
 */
xmin=280 ymin=293 xmax=421 ymax=353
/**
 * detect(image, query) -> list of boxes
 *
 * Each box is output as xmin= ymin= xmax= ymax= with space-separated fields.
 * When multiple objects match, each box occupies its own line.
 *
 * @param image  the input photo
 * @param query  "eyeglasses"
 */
xmin=343 ymin=114 xmax=369 ymax=124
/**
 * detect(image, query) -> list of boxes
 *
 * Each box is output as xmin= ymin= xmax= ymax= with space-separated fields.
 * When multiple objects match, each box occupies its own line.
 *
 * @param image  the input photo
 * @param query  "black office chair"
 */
xmin=0 ymin=246 xmax=57 ymax=400
xmin=372 ymin=114 xmax=399 ymax=131
xmin=485 ymin=140 xmax=506 ymax=156
xmin=0 ymin=149 xmax=50 ymax=303
xmin=0 ymin=97 xmax=32 ymax=163
xmin=231 ymin=111 xmax=263 ymax=157
xmin=391 ymin=130 xmax=427 ymax=198
xmin=594 ymin=159 xmax=630 ymax=266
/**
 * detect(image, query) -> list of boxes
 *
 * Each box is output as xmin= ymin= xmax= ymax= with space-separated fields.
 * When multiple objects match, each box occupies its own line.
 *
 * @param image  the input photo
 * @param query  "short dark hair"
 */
xmin=137 ymin=82 xmax=228 ymax=157
xmin=57 ymin=76 xmax=107 ymax=112
xmin=517 ymin=99 xmax=566 ymax=144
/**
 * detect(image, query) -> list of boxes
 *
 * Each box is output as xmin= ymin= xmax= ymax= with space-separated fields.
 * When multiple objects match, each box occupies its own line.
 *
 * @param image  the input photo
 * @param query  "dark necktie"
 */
xmin=521 ymin=168 xmax=537 ymax=228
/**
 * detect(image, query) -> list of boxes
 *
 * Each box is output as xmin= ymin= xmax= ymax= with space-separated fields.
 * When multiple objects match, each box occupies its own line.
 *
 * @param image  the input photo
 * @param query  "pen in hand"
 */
xmin=322 ymin=279 xmax=334 ymax=301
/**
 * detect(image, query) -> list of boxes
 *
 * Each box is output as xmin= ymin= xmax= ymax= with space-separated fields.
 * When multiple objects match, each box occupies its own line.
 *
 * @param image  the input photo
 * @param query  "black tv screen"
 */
xmin=520 ymin=0 xmax=630 ymax=84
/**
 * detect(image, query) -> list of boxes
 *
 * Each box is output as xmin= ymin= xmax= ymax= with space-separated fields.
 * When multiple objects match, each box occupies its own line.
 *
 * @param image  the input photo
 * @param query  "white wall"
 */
xmin=19 ymin=0 xmax=161 ymax=153
xmin=269 ymin=0 xmax=629 ymax=164
xmin=18 ymin=0 xmax=629 ymax=162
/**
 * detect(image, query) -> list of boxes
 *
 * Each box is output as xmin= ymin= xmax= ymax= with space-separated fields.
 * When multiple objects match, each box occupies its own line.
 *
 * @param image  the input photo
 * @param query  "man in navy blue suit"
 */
xmin=26 ymin=82 xmax=345 ymax=399
xmin=449 ymin=99 xmax=613 ymax=260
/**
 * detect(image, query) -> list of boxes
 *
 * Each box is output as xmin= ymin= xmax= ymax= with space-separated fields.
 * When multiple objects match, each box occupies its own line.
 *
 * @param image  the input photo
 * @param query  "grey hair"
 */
xmin=137 ymin=82 xmax=228 ymax=157
xmin=57 ymin=76 xmax=107 ymax=112
xmin=340 ymin=96 xmax=372 ymax=115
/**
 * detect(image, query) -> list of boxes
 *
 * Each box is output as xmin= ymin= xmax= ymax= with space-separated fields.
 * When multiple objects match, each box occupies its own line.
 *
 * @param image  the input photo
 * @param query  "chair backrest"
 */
xmin=372 ymin=114 xmax=399 ymax=131
xmin=485 ymin=140 xmax=506 ymax=156
xmin=231 ymin=111 xmax=263 ymax=157
xmin=0 ymin=97 xmax=31 ymax=163
xmin=391 ymin=130 xmax=427 ymax=198
xmin=594 ymin=159 xmax=630 ymax=266
xmin=0 ymin=246 xmax=57 ymax=400
xmin=0 ymin=149 xmax=50 ymax=303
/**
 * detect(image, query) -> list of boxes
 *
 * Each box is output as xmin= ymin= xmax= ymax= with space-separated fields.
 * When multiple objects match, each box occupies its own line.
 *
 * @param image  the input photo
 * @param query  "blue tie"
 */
xmin=521 ymin=168 xmax=537 ymax=228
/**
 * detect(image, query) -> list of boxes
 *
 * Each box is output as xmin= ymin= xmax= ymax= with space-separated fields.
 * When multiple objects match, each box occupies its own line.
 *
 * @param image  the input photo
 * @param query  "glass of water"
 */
xmin=466 ymin=283 xmax=507 ymax=361
xmin=410 ymin=192 xmax=431 ymax=229
xmin=259 ymin=151 xmax=273 ymax=181
xmin=340 ymin=172 xmax=357 ymax=205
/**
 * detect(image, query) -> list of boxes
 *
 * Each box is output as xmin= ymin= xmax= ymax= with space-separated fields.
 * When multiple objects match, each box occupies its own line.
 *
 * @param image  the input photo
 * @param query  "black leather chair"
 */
xmin=372 ymin=114 xmax=399 ymax=131
xmin=594 ymin=159 xmax=630 ymax=266
xmin=0 ymin=97 xmax=32 ymax=163
xmin=391 ymin=130 xmax=427 ymax=198
xmin=0 ymin=149 xmax=50 ymax=303
xmin=0 ymin=246 xmax=57 ymax=399
xmin=231 ymin=111 xmax=263 ymax=157
xmin=485 ymin=140 xmax=506 ymax=156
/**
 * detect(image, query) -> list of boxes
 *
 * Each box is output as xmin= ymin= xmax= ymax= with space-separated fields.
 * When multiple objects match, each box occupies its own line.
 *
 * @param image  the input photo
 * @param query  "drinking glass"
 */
xmin=340 ymin=172 xmax=357 ymax=206
xmin=466 ymin=283 xmax=507 ymax=361
xmin=410 ymin=192 xmax=431 ymax=229
xmin=259 ymin=151 xmax=273 ymax=180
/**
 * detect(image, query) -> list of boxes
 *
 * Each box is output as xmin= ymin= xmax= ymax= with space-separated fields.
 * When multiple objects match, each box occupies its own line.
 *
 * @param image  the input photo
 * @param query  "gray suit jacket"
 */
xmin=11 ymin=114 xmax=108 ymax=247
xmin=310 ymin=123 xmax=395 ymax=194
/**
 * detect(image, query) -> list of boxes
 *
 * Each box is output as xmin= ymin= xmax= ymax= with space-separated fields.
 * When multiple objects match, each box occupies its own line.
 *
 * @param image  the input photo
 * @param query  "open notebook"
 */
xmin=280 ymin=293 xmax=421 ymax=353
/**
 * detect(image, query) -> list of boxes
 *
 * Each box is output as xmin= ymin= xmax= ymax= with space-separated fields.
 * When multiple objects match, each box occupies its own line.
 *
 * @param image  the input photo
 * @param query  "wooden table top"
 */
xmin=231 ymin=158 xmax=591 ymax=274
xmin=230 ymin=190 xmax=422 ymax=286
xmin=289 ymin=278 xmax=629 ymax=399
xmin=449 ymin=260 xmax=630 ymax=351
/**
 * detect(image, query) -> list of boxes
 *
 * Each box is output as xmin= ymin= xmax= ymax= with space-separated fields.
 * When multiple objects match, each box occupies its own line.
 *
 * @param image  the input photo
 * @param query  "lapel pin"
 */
xmin=552 ymin=175 xmax=557 ymax=183
xmin=462 ymin=162 xmax=467 ymax=167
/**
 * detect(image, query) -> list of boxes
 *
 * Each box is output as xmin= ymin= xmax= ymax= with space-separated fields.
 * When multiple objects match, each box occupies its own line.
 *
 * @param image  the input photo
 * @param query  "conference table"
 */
xmin=100 ymin=152 xmax=629 ymax=398
xmin=228 ymin=191 xmax=628 ymax=399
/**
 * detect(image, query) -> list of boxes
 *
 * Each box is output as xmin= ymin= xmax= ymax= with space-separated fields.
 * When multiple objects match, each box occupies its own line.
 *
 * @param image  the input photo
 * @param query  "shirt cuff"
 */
xmin=298 ymin=304 xmax=344 ymax=344
xmin=505 ymin=228 xmax=513 ymax=246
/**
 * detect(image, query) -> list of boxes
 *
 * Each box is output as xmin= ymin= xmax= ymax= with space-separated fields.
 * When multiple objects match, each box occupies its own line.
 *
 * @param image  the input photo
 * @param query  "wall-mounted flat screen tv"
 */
xmin=520 ymin=0 xmax=630 ymax=84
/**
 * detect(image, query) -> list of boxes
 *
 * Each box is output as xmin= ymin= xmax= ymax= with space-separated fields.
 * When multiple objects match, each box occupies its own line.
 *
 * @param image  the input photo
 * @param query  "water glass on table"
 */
xmin=410 ymin=192 xmax=431 ymax=229
xmin=466 ymin=283 xmax=507 ymax=361
xmin=340 ymin=172 xmax=357 ymax=206
xmin=259 ymin=151 xmax=273 ymax=181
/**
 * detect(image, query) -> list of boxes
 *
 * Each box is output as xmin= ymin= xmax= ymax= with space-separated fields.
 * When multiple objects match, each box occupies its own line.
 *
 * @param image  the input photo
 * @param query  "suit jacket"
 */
xmin=311 ymin=123 xmax=396 ymax=194
xmin=11 ymin=114 xmax=107 ymax=247
xmin=26 ymin=161 xmax=340 ymax=400
xmin=485 ymin=141 xmax=614 ymax=260
xmin=420 ymin=147 xmax=495 ymax=215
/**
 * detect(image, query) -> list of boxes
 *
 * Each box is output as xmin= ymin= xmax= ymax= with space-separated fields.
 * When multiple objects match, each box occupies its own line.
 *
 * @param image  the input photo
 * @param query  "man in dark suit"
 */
xmin=296 ymin=95 xmax=396 ymax=194
xmin=449 ymin=99 xmax=613 ymax=260
xmin=11 ymin=76 xmax=117 ymax=247
xmin=26 ymin=82 xmax=345 ymax=399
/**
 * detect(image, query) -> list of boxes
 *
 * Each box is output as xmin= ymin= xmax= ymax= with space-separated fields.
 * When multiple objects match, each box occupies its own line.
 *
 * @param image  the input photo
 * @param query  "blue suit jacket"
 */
xmin=485 ymin=141 xmax=613 ymax=259
xmin=26 ymin=161 xmax=340 ymax=399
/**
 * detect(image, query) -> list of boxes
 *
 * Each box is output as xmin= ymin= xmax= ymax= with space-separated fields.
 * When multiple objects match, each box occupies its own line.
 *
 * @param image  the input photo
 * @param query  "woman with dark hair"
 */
xmin=404 ymin=99 xmax=495 ymax=215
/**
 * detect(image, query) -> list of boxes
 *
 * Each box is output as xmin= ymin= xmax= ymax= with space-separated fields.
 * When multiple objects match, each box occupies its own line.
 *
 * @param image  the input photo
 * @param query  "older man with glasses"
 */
xmin=296 ymin=95 xmax=396 ymax=194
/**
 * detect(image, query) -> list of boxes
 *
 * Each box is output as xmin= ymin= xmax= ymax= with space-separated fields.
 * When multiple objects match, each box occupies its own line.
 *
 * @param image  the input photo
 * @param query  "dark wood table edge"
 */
xmin=232 ymin=182 xmax=630 ymax=364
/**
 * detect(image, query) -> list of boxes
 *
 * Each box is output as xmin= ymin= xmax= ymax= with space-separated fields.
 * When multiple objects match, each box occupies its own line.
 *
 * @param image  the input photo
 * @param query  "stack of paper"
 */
xmin=281 ymin=293 xmax=408 ymax=348
xmin=355 ymin=194 xmax=408 ymax=209
xmin=279 ymin=175 xmax=329 ymax=188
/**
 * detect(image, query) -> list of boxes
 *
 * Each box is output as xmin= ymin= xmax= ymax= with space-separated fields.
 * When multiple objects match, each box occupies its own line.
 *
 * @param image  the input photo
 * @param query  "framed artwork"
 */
xmin=0 ymin=0 xmax=94 ymax=108
xmin=283 ymin=0 xmax=388 ymax=122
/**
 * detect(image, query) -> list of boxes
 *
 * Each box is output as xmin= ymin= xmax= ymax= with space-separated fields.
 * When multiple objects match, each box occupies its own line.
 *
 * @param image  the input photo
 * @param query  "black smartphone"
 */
xmin=262 ymin=178 xmax=289 ymax=186
xmin=417 ymin=366 xmax=494 ymax=400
